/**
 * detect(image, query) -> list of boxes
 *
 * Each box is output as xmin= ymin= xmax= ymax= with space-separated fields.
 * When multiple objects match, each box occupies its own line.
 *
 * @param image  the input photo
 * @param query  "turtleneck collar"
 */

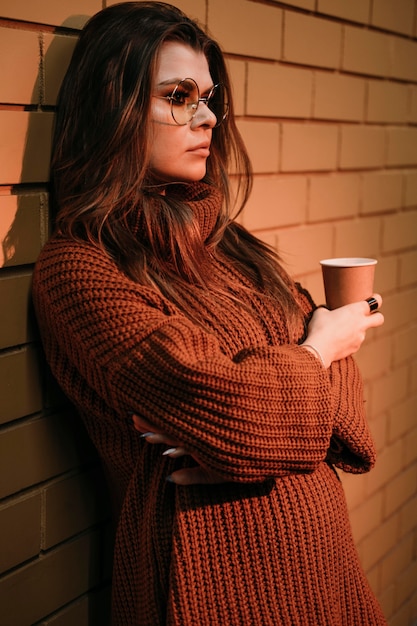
xmin=166 ymin=181 xmax=223 ymax=241
xmin=134 ymin=181 xmax=222 ymax=243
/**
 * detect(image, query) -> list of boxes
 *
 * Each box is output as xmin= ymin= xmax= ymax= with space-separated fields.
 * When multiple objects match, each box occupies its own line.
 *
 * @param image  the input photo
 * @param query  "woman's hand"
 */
xmin=302 ymin=293 xmax=384 ymax=369
xmin=131 ymin=414 xmax=227 ymax=485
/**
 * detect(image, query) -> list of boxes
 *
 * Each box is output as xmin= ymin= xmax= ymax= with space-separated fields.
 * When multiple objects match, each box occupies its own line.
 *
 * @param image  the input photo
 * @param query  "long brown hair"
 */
xmin=51 ymin=1 xmax=301 ymax=326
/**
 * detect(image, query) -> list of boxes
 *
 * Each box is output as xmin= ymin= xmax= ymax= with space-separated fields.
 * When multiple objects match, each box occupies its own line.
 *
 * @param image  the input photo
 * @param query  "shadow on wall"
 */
xmin=1 ymin=16 xmax=113 ymax=625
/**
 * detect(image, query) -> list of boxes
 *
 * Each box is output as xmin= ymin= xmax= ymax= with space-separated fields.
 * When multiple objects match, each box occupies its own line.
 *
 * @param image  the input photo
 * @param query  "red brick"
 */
xmin=361 ymin=172 xmax=403 ymax=215
xmin=404 ymin=171 xmax=417 ymax=207
xmin=39 ymin=596 xmax=92 ymax=626
xmin=386 ymin=127 xmax=417 ymax=167
xmin=314 ymin=72 xmax=365 ymax=122
xmin=393 ymin=326 xmax=417 ymax=367
xmin=379 ymin=583 xmax=395 ymax=620
xmin=0 ymin=346 xmax=42 ymax=426
xmin=380 ymin=534 xmax=414 ymax=594
xmin=367 ymin=80 xmax=409 ymax=123
xmin=0 ymin=530 xmax=102 ymax=626
xmin=0 ymin=195 xmax=17 ymax=267
xmin=0 ymin=193 xmax=47 ymax=268
xmin=371 ymin=366 xmax=408 ymax=416
xmin=226 ymin=59 xmax=245 ymax=117
xmin=237 ymin=120 xmax=279 ymax=173
xmin=208 ymin=0 xmax=282 ymax=59
xmin=394 ymin=559 xmax=417 ymax=611
xmin=0 ymin=0 xmax=99 ymax=28
xmin=412 ymin=362 xmax=417 ymax=394
xmin=410 ymin=86 xmax=417 ymax=124
xmin=388 ymin=394 xmax=417 ymax=442
xmin=0 ymin=27 xmax=40 ymax=105
xmin=317 ymin=0 xmax=370 ymax=24
xmin=373 ymin=254 xmax=397 ymax=294
xmin=343 ymin=26 xmax=391 ymax=77
xmin=39 ymin=587 xmax=111 ymax=626
xmin=283 ymin=12 xmax=342 ymax=69
xmin=309 ymin=173 xmax=360 ymax=222
xmin=300 ymin=271 xmax=326 ymax=305
xmin=166 ymin=0 xmax=205 ymax=24
xmin=354 ymin=335 xmax=392 ymax=381
xmin=382 ymin=210 xmax=417 ymax=253
xmin=388 ymin=602 xmax=412 ymax=626
xmin=43 ymin=33 xmax=78 ymax=106
xmin=365 ymin=439 xmax=403 ymax=494
xmin=243 ymin=175 xmax=307 ymax=231
xmin=247 ymin=62 xmax=313 ymax=118
xmin=399 ymin=494 xmax=417 ymax=537
xmin=0 ymin=411 xmax=95 ymax=498
xmin=371 ymin=0 xmax=415 ymax=36
xmin=279 ymin=0 xmax=314 ymax=9
xmin=391 ymin=36 xmax=417 ymax=82
xmin=381 ymin=290 xmax=417 ymax=335
xmin=281 ymin=122 xmax=338 ymax=172
xmin=276 ymin=223 xmax=334 ymax=275
xmin=349 ymin=490 xmax=384 ymax=544
xmin=0 ymin=494 xmax=41 ymax=574
xmin=339 ymin=125 xmax=385 ymax=170
xmin=0 ymin=110 xmax=53 ymax=184
xmin=333 ymin=215 xmax=381 ymax=259
xmin=399 ymin=249 xmax=417 ymax=288
xmin=0 ymin=272 xmax=36 ymax=350
xmin=384 ymin=465 xmax=417 ymax=518
xmin=249 ymin=230 xmax=277 ymax=250
xmin=359 ymin=513 xmax=398 ymax=570
xmin=43 ymin=469 xmax=110 ymax=549
xmin=404 ymin=430 xmax=417 ymax=467
xmin=367 ymin=412 xmax=388 ymax=453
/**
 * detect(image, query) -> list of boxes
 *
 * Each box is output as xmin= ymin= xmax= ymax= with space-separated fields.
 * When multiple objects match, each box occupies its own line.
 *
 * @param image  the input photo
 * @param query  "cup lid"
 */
xmin=320 ymin=257 xmax=377 ymax=267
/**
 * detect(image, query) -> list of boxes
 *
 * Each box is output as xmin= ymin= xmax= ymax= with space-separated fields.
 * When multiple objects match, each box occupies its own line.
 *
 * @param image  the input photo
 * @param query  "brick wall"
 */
xmin=0 ymin=0 xmax=416 ymax=624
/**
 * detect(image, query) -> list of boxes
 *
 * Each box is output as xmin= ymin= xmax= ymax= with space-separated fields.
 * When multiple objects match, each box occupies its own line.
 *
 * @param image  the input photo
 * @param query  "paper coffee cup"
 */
xmin=320 ymin=257 xmax=377 ymax=309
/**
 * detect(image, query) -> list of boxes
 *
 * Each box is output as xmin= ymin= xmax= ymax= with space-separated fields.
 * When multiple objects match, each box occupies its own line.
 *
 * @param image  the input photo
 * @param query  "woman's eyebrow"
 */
xmin=156 ymin=78 xmax=215 ymax=92
xmin=156 ymin=78 xmax=183 ymax=87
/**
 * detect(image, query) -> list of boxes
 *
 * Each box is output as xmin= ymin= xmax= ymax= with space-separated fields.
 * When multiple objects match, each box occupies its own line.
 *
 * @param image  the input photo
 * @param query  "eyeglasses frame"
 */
xmin=152 ymin=77 xmax=228 ymax=127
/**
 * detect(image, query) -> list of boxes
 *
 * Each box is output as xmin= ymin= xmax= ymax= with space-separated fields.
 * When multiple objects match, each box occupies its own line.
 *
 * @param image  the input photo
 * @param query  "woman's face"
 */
xmin=149 ymin=41 xmax=217 ymax=185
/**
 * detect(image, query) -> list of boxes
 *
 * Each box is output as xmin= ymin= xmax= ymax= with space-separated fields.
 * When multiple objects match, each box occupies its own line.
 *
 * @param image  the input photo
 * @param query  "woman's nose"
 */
xmin=190 ymin=102 xmax=217 ymax=129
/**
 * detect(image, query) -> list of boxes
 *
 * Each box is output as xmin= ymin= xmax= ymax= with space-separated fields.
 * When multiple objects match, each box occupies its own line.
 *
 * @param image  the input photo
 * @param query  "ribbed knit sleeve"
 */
xmin=32 ymin=239 xmax=338 ymax=483
xmin=326 ymin=357 xmax=376 ymax=473
xmin=109 ymin=322 xmax=333 ymax=481
xmin=294 ymin=282 xmax=376 ymax=474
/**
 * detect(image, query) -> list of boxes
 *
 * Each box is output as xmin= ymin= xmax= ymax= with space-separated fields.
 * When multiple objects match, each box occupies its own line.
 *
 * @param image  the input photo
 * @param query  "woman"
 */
xmin=32 ymin=2 xmax=386 ymax=624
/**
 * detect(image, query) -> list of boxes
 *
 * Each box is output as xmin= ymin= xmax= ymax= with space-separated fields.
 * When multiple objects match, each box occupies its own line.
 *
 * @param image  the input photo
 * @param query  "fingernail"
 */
xmin=162 ymin=447 xmax=177 ymax=456
xmin=140 ymin=432 xmax=155 ymax=439
xmin=166 ymin=475 xmax=175 ymax=483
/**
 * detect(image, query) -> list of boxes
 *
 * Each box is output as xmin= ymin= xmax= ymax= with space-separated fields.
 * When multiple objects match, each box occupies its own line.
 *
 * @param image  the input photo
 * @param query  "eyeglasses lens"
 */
xmin=170 ymin=78 xmax=199 ymax=125
xmin=208 ymin=84 xmax=229 ymax=127
xmin=170 ymin=79 xmax=229 ymax=126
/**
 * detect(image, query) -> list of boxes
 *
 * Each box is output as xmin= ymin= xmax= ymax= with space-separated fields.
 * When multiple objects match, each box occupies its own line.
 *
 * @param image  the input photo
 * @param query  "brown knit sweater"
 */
xmin=32 ymin=183 xmax=386 ymax=625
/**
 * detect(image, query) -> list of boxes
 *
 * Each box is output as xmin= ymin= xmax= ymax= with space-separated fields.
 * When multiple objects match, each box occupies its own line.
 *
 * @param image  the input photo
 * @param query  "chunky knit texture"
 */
xmin=32 ymin=183 xmax=386 ymax=625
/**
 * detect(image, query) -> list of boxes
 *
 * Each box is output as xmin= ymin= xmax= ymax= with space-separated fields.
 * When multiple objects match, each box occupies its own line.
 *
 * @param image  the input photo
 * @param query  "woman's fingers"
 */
xmin=306 ymin=293 xmax=385 ymax=366
xmin=131 ymin=414 xmax=225 ymax=484
xmin=132 ymin=414 xmax=155 ymax=433
xmin=363 ymin=294 xmax=384 ymax=328
xmin=162 ymin=446 xmax=187 ymax=458
xmin=167 ymin=466 xmax=227 ymax=485
xmin=363 ymin=293 xmax=382 ymax=313
xmin=132 ymin=415 xmax=180 ymax=447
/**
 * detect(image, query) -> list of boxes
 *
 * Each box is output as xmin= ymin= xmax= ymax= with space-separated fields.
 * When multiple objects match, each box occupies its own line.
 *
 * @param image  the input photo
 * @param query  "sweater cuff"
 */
xmin=327 ymin=357 xmax=376 ymax=474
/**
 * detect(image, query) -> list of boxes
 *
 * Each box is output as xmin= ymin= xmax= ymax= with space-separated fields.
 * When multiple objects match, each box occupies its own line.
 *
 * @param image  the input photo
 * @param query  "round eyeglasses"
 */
xmin=152 ymin=78 xmax=229 ymax=127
